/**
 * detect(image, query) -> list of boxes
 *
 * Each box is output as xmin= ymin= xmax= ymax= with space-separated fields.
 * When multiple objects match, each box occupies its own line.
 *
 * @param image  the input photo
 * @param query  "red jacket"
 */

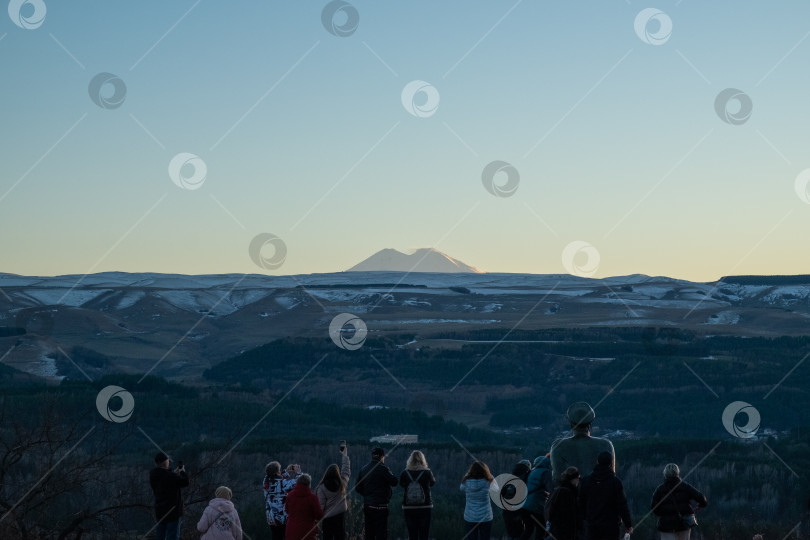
xmin=285 ymin=483 xmax=323 ymax=540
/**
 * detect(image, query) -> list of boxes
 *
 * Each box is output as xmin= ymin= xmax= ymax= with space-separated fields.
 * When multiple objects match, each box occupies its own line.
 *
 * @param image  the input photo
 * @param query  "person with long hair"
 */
xmin=650 ymin=463 xmax=707 ymax=540
xmin=399 ymin=450 xmax=436 ymax=540
xmin=460 ymin=461 xmax=495 ymax=540
xmin=316 ymin=446 xmax=352 ymax=540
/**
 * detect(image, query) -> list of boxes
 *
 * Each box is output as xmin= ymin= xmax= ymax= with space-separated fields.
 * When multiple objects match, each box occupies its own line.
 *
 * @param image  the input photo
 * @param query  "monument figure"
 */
xmin=550 ymin=401 xmax=615 ymax=484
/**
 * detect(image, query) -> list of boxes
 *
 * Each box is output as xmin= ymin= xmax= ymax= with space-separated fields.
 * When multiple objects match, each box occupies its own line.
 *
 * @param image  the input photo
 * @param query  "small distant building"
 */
xmin=370 ymin=434 xmax=418 ymax=445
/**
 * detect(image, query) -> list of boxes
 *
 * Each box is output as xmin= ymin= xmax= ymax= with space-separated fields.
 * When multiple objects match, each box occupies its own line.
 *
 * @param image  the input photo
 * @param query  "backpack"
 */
xmin=404 ymin=471 xmax=426 ymax=505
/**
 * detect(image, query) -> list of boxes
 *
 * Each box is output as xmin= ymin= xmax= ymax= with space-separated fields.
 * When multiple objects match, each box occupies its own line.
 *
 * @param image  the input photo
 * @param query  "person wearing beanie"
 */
xmin=197 ymin=486 xmax=243 ymax=540
xmin=578 ymin=452 xmax=632 ymax=540
xmin=355 ymin=447 xmax=398 ymax=540
xmin=149 ymin=452 xmax=189 ymax=540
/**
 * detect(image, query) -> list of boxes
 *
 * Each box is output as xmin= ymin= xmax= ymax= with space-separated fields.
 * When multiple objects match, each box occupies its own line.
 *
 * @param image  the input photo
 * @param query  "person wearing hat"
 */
xmin=355 ymin=447 xmax=398 ymax=540
xmin=578 ymin=452 xmax=632 ymax=540
xmin=550 ymin=402 xmax=615 ymax=485
xmin=149 ymin=452 xmax=189 ymax=540
xmin=197 ymin=486 xmax=243 ymax=540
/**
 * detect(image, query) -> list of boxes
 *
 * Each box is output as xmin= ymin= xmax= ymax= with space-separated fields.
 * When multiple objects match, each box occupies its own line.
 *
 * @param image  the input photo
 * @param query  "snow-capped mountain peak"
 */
xmin=346 ymin=248 xmax=483 ymax=273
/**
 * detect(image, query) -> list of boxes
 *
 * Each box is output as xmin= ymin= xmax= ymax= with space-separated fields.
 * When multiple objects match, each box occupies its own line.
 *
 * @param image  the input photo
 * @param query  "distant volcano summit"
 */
xmin=346 ymin=248 xmax=483 ymax=273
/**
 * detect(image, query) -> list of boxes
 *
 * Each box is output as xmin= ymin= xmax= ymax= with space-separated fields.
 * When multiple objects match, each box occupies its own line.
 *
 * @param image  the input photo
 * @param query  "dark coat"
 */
xmin=285 ymin=483 xmax=324 ymax=540
xmin=578 ymin=464 xmax=632 ymax=540
xmin=547 ymin=482 xmax=579 ymax=540
xmin=650 ymin=477 xmax=708 ymax=532
xmin=355 ymin=458 xmax=398 ymax=506
xmin=523 ymin=456 xmax=554 ymax=514
xmin=399 ymin=468 xmax=436 ymax=509
xmin=149 ymin=467 xmax=189 ymax=522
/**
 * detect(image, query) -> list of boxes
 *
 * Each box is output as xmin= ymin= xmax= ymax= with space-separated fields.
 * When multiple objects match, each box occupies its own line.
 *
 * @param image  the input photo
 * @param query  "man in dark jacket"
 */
xmin=149 ymin=452 xmax=189 ymax=540
xmin=355 ymin=447 xmax=398 ymax=540
xmin=578 ymin=452 xmax=632 ymax=540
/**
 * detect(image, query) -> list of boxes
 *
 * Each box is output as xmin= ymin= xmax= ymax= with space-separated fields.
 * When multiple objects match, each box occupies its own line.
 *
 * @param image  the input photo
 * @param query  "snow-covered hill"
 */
xmin=1 ymin=270 xmax=809 ymax=381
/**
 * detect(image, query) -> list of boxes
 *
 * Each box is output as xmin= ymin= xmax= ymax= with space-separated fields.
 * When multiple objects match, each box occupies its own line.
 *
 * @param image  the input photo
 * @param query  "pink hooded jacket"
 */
xmin=197 ymin=497 xmax=243 ymax=540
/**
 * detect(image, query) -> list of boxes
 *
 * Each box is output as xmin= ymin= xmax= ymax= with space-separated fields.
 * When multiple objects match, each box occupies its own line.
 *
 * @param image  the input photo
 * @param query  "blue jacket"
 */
xmin=523 ymin=456 xmax=553 ymax=514
xmin=460 ymin=478 xmax=494 ymax=522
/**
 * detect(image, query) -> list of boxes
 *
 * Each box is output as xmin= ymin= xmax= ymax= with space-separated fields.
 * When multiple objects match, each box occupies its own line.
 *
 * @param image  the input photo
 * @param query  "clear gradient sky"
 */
xmin=1 ymin=1 xmax=809 ymax=282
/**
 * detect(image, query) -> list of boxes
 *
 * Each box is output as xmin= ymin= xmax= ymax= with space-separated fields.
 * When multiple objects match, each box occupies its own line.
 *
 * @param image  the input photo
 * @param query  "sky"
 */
xmin=1 ymin=1 xmax=809 ymax=282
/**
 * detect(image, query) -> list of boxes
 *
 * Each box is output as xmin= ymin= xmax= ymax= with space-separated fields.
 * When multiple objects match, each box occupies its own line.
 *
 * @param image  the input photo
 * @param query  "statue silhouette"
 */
xmin=550 ymin=401 xmax=615 ymax=484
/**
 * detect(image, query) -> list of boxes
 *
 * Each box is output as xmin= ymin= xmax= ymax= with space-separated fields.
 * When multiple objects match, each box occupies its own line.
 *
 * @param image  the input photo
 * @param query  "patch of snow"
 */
xmin=403 ymin=298 xmax=432 ymax=307
xmin=274 ymin=296 xmax=301 ymax=310
xmin=704 ymin=311 xmax=740 ymax=325
xmin=27 ymin=355 xmax=64 ymax=380
xmin=372 ymin=319 xmax=500 ymax=324
xmin=590 ymin=319 xmax=677 ymax=326
xmin=307 ymin=290 xmax=365 ymax=302
xmin=21 ymin=288 xmax=111 ymax=307
xmin=481 ymin=303 xmax=502 ymax=313
xmin=626 ymin=285 xmax=672 ymax=299
xmin=116 ymin=291 xmax=145 ymax=309
xmin=763 ymin=286 xmax=810 ymax=305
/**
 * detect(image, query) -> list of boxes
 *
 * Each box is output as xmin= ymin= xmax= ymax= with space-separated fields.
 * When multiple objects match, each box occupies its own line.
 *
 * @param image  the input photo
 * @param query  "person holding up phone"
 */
xmin=150 ymin=452 xmax=189 ymax=540
xmin=316 ymin=442 xmax=352 ymax=540
xmin=264 ymin=460 xmax=302 ymax=540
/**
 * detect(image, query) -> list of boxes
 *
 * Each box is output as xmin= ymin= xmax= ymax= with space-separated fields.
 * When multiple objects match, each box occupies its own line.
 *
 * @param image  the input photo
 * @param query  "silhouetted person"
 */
xmin=578 ymin=452 xmax=632 ymax=540
xmin=503 ymin=460 xmax=532 ymax=540
xmin=149 ymin=452 xmax=189 ymax=540
xmin=551 ymin=402 xmax=615 ymax=486
xmin=355 ymin=447 xmax=398 ymax=540
xmin=546 ymin=467 xmax=581 ymax=540
xmin=650 ymin=463 xmax=707 ymax=540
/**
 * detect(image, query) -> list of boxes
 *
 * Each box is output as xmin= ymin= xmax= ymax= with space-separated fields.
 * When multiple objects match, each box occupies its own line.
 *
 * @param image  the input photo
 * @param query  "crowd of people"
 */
xmin=147 ymin=448 xmax=711 ymax=540
xmin=145 ymin=401 xmax=805 ymax=540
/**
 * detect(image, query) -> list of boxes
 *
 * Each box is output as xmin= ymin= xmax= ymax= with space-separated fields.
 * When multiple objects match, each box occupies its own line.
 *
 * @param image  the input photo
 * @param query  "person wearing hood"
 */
xmin=650 ymin=463 xmax=707 ymax=540
xmin=578 ymin=452 xmax=632 ymax=540
xmin=521 ymin=454 xmax=554 ymax=540
xmin=399 ymin=450 xmax=436 ymax=540
xmin=286 ymin=474 xmax=324 ymax=540
xmin=460 ymin=461 xmax=496 ymax=540
xmin=546 ymin=467 xmax=581 ymax=540
xmin=316 ymin=446 xmax=352 ymax=540
xmin=197 ymin=486 xmax=243 ymax=540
